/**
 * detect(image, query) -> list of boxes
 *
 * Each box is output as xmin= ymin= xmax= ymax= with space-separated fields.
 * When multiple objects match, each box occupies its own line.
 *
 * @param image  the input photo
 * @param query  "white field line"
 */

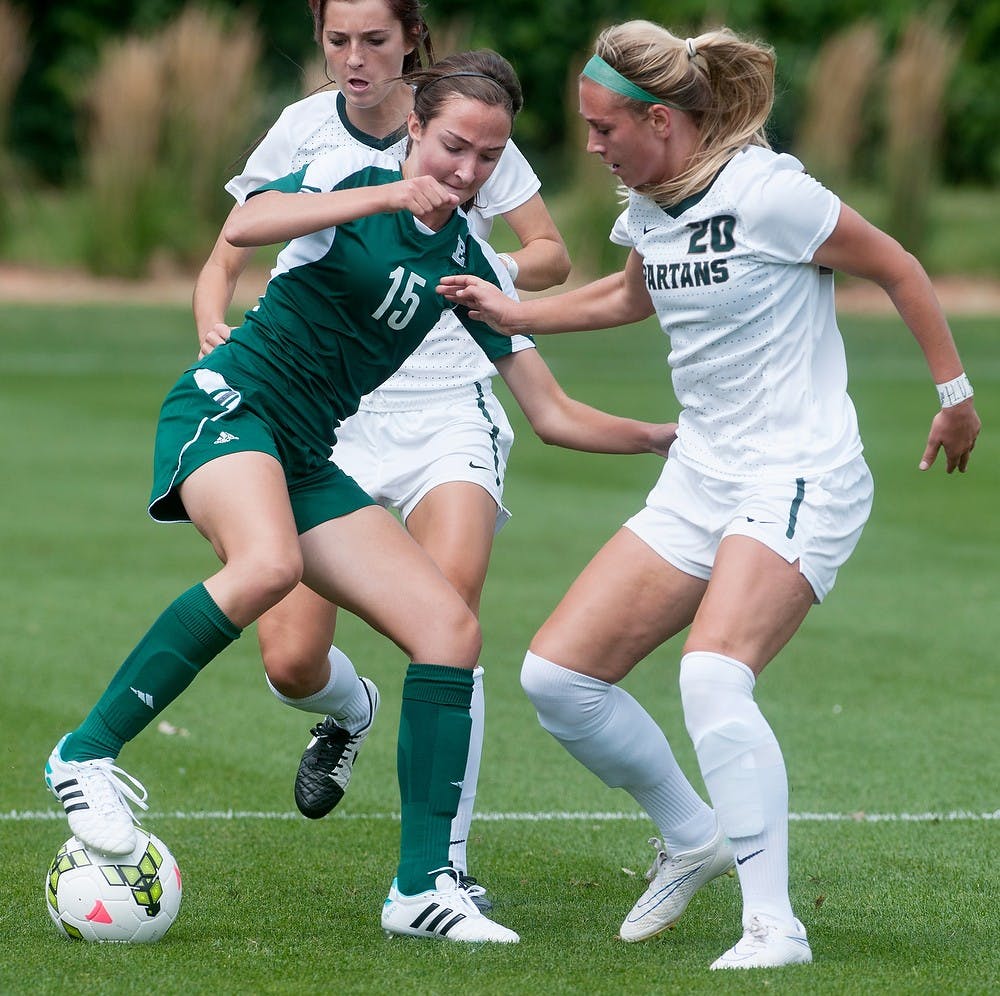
xmin=3 ymin=808 xmax=998 ymax=823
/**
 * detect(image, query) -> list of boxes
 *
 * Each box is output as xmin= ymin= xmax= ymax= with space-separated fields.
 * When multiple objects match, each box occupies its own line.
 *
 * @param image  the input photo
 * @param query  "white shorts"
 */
xmin=330 ymin=384 xmax=515 ymax=531
xmin=624 ymin=454 xmax=874 ymax=602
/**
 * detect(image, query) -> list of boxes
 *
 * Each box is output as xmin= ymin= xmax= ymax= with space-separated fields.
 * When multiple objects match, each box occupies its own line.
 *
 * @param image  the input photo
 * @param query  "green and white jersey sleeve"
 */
xmin=224 ymin=89 xmax=537 ymax=413
xmin=229 ymin=147 xmax=530 ymax=433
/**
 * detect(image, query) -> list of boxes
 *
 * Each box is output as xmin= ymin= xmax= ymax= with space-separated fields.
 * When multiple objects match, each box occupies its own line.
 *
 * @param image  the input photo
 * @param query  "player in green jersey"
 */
xmin=193 ymin=1 xmax=563 ymax=913
xmin=44 ymin=52 xmax=537 ymax=944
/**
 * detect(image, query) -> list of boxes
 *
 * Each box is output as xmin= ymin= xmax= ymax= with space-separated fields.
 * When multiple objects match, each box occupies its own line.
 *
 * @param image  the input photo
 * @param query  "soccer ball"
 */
xmin=45 ymin=829 xmax=182 ymax=942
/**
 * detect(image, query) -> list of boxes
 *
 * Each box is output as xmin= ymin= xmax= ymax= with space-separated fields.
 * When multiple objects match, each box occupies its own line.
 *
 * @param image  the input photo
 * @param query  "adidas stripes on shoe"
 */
xmin=44 ymin=734 xmax=148 ymax=856
xmin=381 ymin=869 xmax=518 ymax=943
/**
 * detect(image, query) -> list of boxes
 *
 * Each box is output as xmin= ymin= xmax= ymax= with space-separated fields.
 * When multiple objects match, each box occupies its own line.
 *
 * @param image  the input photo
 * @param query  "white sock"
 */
xmin=679 ymin=650 xmax=794 ymax=925
xmin=521 ymin=650 xmax=716 ymax=852
xmin=448 ymin=665 xmax=484 ymax=873
xmin=266 ymin=646 xmax=372 ymax=733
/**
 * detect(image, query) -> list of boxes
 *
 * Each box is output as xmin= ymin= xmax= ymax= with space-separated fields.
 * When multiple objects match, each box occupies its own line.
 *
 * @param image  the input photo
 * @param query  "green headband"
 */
xmin=582 ymin=54 xmax=682 ymax=109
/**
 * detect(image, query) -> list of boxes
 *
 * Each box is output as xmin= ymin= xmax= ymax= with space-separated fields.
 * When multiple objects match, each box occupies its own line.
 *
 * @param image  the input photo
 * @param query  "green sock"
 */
xmin=396 ymin=663 xmax=474 ymax=895
xmin=62 ymin=584 xmax=241 ymax=761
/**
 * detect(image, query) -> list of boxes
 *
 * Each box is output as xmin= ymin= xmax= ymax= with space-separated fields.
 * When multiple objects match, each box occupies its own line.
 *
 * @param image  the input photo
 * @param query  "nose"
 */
xmin=454 ymin=155 xmax=476 ymax=185
xmin=586 ymin=129 xmax=603 ymax=155
xmin=346 ymin=41 xmax=363 ymax=67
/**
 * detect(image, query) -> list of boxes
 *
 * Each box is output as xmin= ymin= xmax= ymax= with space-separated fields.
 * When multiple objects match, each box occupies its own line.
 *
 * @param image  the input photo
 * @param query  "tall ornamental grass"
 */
xmin=80 ymin=36 xmax=164 ymax=276
xmin=80 ymin=4 xmax=262 ymax=276
xmin=795 ymin=20 xmax=882 ymax=187
xmin=886 ymin=11 xmax=960 ymax=254
xmin=159 ymin=5 xmax=262 ymax=259
xmin=0 ymin=0 xmax=30 ymax=239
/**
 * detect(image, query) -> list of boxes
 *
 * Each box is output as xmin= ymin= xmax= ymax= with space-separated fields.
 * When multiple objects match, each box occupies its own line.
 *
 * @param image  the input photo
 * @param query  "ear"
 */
xmin=647 ymin=104 xmax=673 ymax=139
xmin=403 ymin=26 xmax=419 ymax=58
xmin=406 ymin=110 xmax=422 ymax=144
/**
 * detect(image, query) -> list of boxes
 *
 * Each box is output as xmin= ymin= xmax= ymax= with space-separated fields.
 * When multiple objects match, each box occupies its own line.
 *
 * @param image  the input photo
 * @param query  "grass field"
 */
xmin=1 ymin=302 xmax=997 ymax=994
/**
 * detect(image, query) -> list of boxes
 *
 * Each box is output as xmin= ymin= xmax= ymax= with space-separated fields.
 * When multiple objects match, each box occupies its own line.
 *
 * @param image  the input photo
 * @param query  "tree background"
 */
xmin=9 ymin=0 xmax=1000 ymax=189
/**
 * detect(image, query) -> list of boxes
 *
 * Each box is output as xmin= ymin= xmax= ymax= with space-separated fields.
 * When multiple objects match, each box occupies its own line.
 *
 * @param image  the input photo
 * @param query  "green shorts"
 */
xmin=148 ymin=366 xmax=375 ymax=534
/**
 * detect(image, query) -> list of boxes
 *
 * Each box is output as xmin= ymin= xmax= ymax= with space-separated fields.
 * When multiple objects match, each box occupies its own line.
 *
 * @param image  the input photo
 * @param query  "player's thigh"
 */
xmin=685 ymin=534 xmax=815 ymax=675
xmin=531 ymin=527 xmax=706 ymax=684
xmin=179 ymin=452 xmax=303 ymax=624
xmin=405 ymin=481 xmax=497 ymax=614
xmin=180 ymin=451 xmax=299 ymax=567
xmin=299 ymin=505 xmax=480 ymax=667
xmin=257 ymin=582 xmax=339 ymax=679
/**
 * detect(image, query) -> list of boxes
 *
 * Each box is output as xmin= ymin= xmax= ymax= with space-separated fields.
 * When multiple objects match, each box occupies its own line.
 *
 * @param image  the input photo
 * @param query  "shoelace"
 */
xmin=428 ymin=867 xmax=485 ymax=911
xmin=310 ymin=721 xmax=356 ymax=767
xmin=743 ymin=916 xmax=774 ymax=946
xmin=644 ymin=837 xmax=671 ymax=881
xmin=77 ymin=759 xmax=149 ymax=816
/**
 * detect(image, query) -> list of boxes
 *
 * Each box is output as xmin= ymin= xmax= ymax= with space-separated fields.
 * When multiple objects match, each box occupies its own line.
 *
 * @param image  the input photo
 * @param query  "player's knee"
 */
xmin=232 ymin=550 xmax=303 ymax=618
xmin=520 ymin=650 xmax=560 ymax=713
xmin=449 ymin=607 xmax=483 ymax=663
xmin=679 ymin=650 xmax=755 ymax=741
xmin=412 ymin=599 xmax=482 ymax=665
xmin=261 ymin=634 xmax=327 ymax=698
xmin=521 ymin=650 xmax=609 ymax=739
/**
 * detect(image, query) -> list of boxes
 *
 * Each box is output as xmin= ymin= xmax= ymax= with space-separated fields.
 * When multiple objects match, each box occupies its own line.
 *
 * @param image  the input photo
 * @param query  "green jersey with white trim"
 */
xmin=225 ymin=89 xmax=539 ymax=413
xmin=209 ymin=147 xmax=528 ymax=458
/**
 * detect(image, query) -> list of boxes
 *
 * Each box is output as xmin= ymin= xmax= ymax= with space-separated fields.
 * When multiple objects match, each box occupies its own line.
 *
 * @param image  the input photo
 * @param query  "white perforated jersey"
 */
xmin=226 ymin=90 xmax=539 ymax=411
xmin=611 ymin=145 xmax=862 ymax=481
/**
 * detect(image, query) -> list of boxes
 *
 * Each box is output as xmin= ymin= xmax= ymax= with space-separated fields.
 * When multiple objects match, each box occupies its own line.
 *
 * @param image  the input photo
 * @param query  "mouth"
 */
xmin=345 ymin=77 xmax=371 ymax=93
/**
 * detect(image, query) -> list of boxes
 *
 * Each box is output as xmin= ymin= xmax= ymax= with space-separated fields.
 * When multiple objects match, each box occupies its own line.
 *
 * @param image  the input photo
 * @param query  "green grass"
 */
xmin=1 ymin=304 xmax=997 ymax=994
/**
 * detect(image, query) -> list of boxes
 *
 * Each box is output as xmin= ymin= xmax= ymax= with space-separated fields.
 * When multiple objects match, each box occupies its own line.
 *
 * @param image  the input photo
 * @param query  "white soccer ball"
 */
xmin=45 ymin=829 xmax=183 ymax=942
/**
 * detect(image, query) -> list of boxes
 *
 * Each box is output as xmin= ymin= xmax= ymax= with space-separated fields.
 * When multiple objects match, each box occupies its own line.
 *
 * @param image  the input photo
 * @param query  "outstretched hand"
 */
xmin=437 ymin=274 xmax=519 ymax=333
xmin=919 ymin=400 xmax=981 ymax=473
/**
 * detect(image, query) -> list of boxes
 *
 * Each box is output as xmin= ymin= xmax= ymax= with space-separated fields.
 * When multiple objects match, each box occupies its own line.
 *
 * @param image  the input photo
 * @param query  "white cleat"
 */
xmin=44 ymin=734 xmax=148 ymax=857
xmin=618 ymin=824 xmax=735 ymax=942
xmin=710 ymin=914 xmax=813 ymax=969
xmin=381 ymin=869 xmax=519 ymax=943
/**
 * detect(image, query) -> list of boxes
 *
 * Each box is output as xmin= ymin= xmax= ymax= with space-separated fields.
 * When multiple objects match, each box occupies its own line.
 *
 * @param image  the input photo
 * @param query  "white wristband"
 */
xmin=497 ymin=252 xmax=519 ymax=283
xmin=936 ymin=372 xmax=974 ymax=408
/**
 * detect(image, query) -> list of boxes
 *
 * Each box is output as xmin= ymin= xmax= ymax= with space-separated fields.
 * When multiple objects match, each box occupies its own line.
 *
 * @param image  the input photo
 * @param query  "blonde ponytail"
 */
xmin=593 ymin=21 xmax=775 ymax=205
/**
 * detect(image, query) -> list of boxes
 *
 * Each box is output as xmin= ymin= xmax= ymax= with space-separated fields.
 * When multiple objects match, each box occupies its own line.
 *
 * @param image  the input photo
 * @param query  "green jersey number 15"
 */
xmin=372 ymin=266 xmax=427 ymax=331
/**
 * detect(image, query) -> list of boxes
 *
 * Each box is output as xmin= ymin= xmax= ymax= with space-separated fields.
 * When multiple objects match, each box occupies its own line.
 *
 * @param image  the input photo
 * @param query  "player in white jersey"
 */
xmin=440 ymin=21 xmax=981 ymax=969
xmin=193 ymin=3 xmax=671 ymax=911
